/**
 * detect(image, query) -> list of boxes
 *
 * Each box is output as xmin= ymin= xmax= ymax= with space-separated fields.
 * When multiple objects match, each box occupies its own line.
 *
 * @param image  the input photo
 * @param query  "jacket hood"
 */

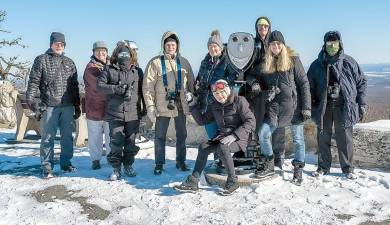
xmin=161 ymin=31 xmax=180 ymax=55
xmin=254 ymin=16 xmax=272 ymax=45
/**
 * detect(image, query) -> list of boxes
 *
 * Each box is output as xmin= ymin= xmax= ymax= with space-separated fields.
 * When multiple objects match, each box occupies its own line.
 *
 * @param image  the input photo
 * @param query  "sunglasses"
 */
xmin=118 ymin=52 xmax=130 ymax=58
xmin=211 ymin=81 xmax=228 ymax=92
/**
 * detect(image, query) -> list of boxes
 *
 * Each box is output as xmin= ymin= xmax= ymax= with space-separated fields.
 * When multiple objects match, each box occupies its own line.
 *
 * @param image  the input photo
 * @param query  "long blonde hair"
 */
xmin=263 ymin=44 xmax=294 ymax=74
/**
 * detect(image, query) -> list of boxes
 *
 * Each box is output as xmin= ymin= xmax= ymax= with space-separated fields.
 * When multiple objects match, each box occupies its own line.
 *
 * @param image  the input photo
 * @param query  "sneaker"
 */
xmin=43 ymin=169 xmax=55 ymax=179
xmin=61 ymin=164 xmax=77 ymax=173
xmin=123 ymin=165 xmax=137 ymax=177
xmin=176 ymin=162 xmax=190 ymax=171
xmin=344 ymin=172 xmax=357 ymax=180
xmin=312 ymin=168 xmax=329 ymax=177
xmin=218 ymin=177 xmax=239 ymax=196
xmin=154 ymin=164 xmax=163 ymax=175
xmin=110 ymin=168 xmax=121 ymax=181
xmin=91 ymin=160 xmax=101 ymax=170
xmin=173 ymin=175 xmax=199 ymax=193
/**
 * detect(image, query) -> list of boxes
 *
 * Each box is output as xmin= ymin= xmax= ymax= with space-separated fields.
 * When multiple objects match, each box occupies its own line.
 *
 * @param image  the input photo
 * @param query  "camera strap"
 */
xmin=160 ymin=55 xmax=182 ymax=92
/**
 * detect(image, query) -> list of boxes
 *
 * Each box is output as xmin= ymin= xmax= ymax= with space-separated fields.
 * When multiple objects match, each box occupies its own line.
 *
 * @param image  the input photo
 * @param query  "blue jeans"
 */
xmin=204 ymin=122 xmax=218 ymax=139
xmin=40 ymin=106 xmax=75 ymax=171
xmin=259 ymin=123 xmax=305 ymax=163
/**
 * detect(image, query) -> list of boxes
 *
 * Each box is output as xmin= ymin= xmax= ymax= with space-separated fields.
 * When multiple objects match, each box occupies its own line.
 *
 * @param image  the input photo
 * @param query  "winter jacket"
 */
xmin=97 ymin=64 xmax=144 ymax=122
xmin=195 ymin=53 xmax=237 ymax=114
xmin=26 ymin=48 xmax=80 ymax=108
xmin=143 ymin=31 xmax=195 ymax=117
xmin=261 ymin=53 xmax=311 ymax=128
xmin=83 ymin=56 xmax=108 ymax=121
xmin=190 ymin=93 xmax=256 ymax=152
xmin=307 ymin=31 xmax=367 ymax=128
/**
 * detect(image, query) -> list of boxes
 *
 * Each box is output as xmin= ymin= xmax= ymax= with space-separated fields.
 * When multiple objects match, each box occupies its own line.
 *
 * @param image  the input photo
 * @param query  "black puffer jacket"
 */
xmin=261 ymin=55 xmax=311 ymax=128
xmin=307 ymin=31 xmax=367 ymax=128
xmin=97 ymin=64 xmax=144 ymax=122
xmin=190 ymin=94 xmax=256 ymax=152
xmin=26 ymin=48 xmax=80 ymax=108
xmin=195 ymin=53 xmax=237 ymax=114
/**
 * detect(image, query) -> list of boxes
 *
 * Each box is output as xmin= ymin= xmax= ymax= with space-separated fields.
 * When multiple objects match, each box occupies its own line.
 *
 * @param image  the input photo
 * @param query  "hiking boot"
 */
xmin=123 ymin=165 xmax=137 ymax=177
xmin=173 ymin=174 xmax=199 ymax=193
xmin=219 ymin=177 xmax=239 ymax=196
xmin=254 ymin=155 xmax=275 ymax=178
xmin=154 ymin=164 xmax=163 ymax=175
xmin=91 ymin=160 xmax=101 ymax=170
xmin=61 ymin=164 xmax=77 ymax=173
xmin=110 ymin=168 xmax=121 ymax=181
xmin=176 ymin=161 xmax=190 ymax=171
xmin=312 ymin=167 xmax=329 ymax=177
xmin=274 ymin=158 xmax=284 ymax=170
xmin=344 ymin=172 xmax=357 ymax=180
xmin=292 ymin=160 xmax=305 ymax=185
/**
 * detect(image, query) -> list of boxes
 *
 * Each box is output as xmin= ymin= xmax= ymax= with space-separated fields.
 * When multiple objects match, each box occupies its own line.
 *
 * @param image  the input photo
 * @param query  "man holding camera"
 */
xmin=307 ymin=31 xmax=367 ymax=179
xmin=26 ymin=32 xmax=80 ymax=178
xmin=143 ymin=31 xmax=194 ymax=175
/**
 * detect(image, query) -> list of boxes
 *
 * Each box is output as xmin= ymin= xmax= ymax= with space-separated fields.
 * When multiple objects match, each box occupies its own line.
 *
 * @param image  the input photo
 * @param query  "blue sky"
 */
xmin=1 ymin=0 xmax=390 ymax=76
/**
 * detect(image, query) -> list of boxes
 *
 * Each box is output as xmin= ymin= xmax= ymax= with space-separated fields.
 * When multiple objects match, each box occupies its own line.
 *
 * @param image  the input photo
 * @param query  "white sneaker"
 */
xmin=344 ymin=172 xmax=357 ymax=180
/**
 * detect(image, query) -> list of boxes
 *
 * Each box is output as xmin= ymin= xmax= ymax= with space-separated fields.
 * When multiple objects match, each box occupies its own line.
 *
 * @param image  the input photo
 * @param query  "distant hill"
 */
xmin=361 ymin=63 xmax=390 ymax=73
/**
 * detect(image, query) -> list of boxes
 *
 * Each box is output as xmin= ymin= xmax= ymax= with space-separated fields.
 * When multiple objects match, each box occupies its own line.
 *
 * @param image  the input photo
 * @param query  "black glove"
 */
xmin=302 ymin=110 xmax=311 ymax=121
xmin=251 ymin=82 xmax=262 ymax=96
xmin=114 ymin=83 xmax=127 ymax=95
xmin=359 ymin=105 xmax=366 ymax=122
xmin=74 ymin=105 xmax=81 ymax=119
xmin=31 ymin=102 xmax=46 ymax=121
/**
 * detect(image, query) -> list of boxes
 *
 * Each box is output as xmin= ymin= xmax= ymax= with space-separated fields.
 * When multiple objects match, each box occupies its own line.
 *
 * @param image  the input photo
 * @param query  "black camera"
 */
xmin=267 ymin=86 xmax=281 ymax=102
xmin=166 ymin=91 xmax=178 ymax=110
xmin=328 ymin=84 xmax=340 ymax=100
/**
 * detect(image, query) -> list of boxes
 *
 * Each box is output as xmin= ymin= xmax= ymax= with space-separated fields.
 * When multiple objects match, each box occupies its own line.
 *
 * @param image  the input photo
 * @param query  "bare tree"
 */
xmin=0 ymin=10 xmax=30 ymax=87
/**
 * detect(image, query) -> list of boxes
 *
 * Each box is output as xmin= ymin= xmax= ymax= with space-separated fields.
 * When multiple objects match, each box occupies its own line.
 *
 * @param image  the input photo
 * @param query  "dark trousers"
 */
xmin=154 ymin=111 xmax=187 ymax=165
xmin=193 ymin=142 xmax=241 ymax=179
xmin=107 ymin=120 xmax=140 ymax=169
xmin=272 ymin=128 xmax=286 ymax=160
xmin=317 ymin=100 xmax=354 ymax=173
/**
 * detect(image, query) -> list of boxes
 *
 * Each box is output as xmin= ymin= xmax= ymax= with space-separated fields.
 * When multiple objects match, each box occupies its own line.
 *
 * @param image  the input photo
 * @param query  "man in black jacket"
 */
xmin=307 ymin=31 xmax=367 ymax=179
xmin=26 ymin=32 xmax=80 ymax=178
xmin=174 ymin=80 xmax=256 ymax=195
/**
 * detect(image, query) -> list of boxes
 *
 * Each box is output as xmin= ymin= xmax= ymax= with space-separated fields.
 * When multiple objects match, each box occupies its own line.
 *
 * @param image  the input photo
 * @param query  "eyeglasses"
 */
xmin=211 ymin=81 xmax=228 ymax=92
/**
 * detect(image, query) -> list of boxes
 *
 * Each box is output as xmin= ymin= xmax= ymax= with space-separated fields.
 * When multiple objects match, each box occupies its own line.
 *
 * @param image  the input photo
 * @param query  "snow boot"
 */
xmin=123 ymin=165 xmax=137 ymax=177
xmin=254 ymin=155 xmax=275 ymax=178
xmin=292 ymin=160 xmax=305 ymax=185
xmin=110 ymin=168 xmax=121 ymax=181
xmin=154 ymin=164 xmax=163 ymax=175
xmin=91 ymin=160 xmax=101 ymax=170
xmin=173 ymin=174 xmax=199 ymax=193
xmin=176 ymin=161 xmax=190 ymax=171
xmin=312 ymin=167 xmax=329 ymax=177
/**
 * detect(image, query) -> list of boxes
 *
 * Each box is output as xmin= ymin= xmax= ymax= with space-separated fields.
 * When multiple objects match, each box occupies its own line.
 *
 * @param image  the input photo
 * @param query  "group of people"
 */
xmin=26 ymin=16 xmax=367 ymax=195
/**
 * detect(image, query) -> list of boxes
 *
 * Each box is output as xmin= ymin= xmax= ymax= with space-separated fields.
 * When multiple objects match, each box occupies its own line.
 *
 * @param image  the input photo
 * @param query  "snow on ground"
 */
xmin=0 ymin=127 xmax=390 ymax=225
xmin=355 ymin=120 xmax=390 ymax=132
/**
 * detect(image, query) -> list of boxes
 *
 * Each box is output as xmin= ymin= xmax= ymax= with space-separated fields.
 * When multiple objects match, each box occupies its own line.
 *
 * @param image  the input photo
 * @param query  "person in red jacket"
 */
xmin=83 ymin=41 xmax=111 ymax=170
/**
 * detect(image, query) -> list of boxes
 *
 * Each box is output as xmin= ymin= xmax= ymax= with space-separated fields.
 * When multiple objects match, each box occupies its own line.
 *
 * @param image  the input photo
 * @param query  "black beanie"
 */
xmin=164 ymin=36 xmax=178 ymax=45
xmin=268 ymin=30 xmax=285 ymax=44
xmin=324 ymin=31 xmax=341 ymax=42
xmin=50 ymin=32 xmax=66 ymax=46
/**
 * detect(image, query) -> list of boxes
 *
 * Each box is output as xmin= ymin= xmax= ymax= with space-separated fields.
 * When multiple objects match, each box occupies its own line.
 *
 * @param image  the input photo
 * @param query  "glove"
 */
xmin=114 ymin=83 xmax=127 ymax=95
xmin=251 ymin=82 xmax=262 ymax=96
xmin=147 ymin=106 xmax=157 ymax=123
xmin=302 ymin=110 xmax=311 ymax=121
xmin=359 ymin=105 xmax=366 ymax=122
xmin=31 ymin=102 xmax=46 ymax=121
xmin=74 ymin=105 xmax=81 ymax=119
xmin=185 ymin=92 xmax=197 ymax=107
xmin=220 ymin=135 xmax=237 ymax=146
